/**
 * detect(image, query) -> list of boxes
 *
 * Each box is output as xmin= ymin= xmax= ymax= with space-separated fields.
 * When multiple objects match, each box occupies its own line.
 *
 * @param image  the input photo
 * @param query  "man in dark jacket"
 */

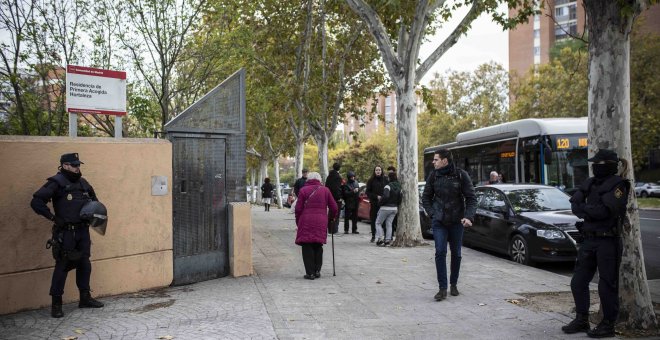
xmin=422 ymin=149 xmax=476 ymax=302
xmin=30 ymin=153 xmax=105 ymax=318
xmin=294 ymin=169 xmax=309 ymax=197
xmin=325 ymin=162 xmax=343 ymax=234
xmin=562 ymin=149 xmax=629 ymax=338
xmin=341 ymin=171 xmax=360 ymax=234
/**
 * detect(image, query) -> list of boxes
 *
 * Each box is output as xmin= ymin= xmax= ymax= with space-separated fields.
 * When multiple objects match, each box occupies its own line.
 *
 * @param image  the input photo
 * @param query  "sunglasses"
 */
xmin=64 ymin=163 xmax=80 ymax=168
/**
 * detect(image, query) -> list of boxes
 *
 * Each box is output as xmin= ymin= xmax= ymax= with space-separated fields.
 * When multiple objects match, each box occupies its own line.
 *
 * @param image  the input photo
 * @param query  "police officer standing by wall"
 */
xmin=562 ymin=149 xmax=629 ymax=338
xmin=30 ymin=153 xmax=104 ymax=318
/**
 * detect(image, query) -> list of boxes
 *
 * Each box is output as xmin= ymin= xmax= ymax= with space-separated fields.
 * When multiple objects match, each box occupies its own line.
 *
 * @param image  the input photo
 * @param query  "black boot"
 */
xmin=79 ymin=290 xmax=104 ymax=308
xmin=562 ymin=313 xmax=590 ymax=334
xmin=51 ymin=296 xmax=64 ymax=318
xmin=587 ymin=319 xmax=615 ymax=338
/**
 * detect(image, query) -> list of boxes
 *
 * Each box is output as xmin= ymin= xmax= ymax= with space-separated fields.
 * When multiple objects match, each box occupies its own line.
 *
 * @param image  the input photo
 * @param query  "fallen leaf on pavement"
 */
xmin=478 ymin=303 xmax=486 ymax=306
xmin=376 ymin=280 xmax=382 ymax=284
xmin=74 ymin=329 xmax=84 ymax=334
xmin=401 ymin=258 xmax=408 ymax=262
xmin=61 ymin=337 xmax=77 ymax=340
xmin=158 ymin=336 xmax=174 ymax=340
xmin=506 ymin=299 xmax=521 ymax=305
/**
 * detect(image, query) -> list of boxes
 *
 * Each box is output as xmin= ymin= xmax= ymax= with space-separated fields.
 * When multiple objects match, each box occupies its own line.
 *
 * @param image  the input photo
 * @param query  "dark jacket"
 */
xmin=325 ymin=170 xmax=342 ymax=202
xmin=295 ymin=179 xmax=339 ymax=245
xmin=341 ymin=179 xmax=360 ymax=210
xmin=379 ymin=180 xmax=401 ymax=208
xmin=422 ymin=164 xmax=477 ymax=226
xmin=31 ymin=171 xmax=98 ymax=225
xmin=570 ymin=175 xmax=629 ymax=233
xmin=366 ymin=175 xmax=388 ymax=207
xmin=294 ymin=176 xmax=307 ymax=196
xmin=261 ymin=182 xmax=274 ymax=198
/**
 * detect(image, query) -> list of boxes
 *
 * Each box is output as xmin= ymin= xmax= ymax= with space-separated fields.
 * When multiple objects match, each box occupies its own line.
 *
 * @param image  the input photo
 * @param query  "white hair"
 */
xmin=490 ymin=171 xmax=499 ymax=177
xmin=307 ymin=171 xmax=322 ymax=181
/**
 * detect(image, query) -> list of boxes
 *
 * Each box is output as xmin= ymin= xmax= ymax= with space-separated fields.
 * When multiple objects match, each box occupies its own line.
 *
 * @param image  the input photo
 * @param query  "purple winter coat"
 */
xmin=295 ymin=179 xmax=338 ymax=245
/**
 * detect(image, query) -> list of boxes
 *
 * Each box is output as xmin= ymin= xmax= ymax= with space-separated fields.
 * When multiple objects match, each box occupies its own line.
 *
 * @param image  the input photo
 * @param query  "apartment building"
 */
xmin=509 ymin=1 xmax=660 ymax=78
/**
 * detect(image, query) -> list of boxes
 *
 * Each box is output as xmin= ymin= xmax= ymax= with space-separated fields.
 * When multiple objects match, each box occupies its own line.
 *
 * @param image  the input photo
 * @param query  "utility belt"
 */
xmin=57 ymin=222 xmax=88 ymax=231
xmin=581 ymin=229 xmax=618 ymax=238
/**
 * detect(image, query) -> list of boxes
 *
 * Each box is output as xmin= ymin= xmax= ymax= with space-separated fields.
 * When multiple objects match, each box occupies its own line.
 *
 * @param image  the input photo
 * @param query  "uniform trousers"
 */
xmin=50 ymin=227 xmax=92 ymax=296
xmin=571 ymin=237 xmax=622 ymax=321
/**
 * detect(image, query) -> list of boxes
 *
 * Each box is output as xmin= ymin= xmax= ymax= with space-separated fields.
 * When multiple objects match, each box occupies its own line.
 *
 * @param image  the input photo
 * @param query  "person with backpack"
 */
xmin=422 ymin=149 xmax=476 ymax=301
xmin=374 ymin=171 xmax=401 ymax=246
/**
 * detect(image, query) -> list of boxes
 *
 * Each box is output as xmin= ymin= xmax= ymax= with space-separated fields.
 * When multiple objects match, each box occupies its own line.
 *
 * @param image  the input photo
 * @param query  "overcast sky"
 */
xmin=419 ymin=2 xmax=509 ymax=85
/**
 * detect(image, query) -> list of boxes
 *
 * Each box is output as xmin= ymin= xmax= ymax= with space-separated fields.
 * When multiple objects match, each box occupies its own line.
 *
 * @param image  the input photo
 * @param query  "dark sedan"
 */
xmin=464 ymin=184 xmax=580 ymax=266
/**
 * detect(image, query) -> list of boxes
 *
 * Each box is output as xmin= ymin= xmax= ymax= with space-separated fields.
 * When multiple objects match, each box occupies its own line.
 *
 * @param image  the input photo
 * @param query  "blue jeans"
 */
xmin=432 ymin=220 xmax=464 ymax=289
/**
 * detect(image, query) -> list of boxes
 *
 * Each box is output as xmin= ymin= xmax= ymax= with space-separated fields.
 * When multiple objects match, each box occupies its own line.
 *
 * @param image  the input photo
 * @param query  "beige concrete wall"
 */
xmin=0 ymin=136 xmax=173 ymax=314
xmin=228 ymin=202 xmax=253 ymax=277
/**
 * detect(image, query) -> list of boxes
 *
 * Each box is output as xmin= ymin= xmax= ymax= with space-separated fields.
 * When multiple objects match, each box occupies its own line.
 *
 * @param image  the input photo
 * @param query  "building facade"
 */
xmin=509 ymin=1 xmax=660 ymax=78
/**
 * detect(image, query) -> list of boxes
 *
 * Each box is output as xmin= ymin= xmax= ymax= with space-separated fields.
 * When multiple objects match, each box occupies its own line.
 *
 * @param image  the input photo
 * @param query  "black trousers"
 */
xmin=370 ymin=205 xmax=381 ymax=236
xmin=301 ymin=243 xmax=323 ymax=275
xmin=50 ymin=227 xmax=92 ymax=296
xmin=344 ymin=207 xmax=358 ymax=232
xmin=570 ymin=237 xmax=622 ymax=321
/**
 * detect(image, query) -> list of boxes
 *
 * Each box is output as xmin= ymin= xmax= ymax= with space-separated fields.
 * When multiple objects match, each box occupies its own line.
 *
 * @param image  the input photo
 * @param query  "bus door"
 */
xmin=519 ymin=138 xmax=541 ymax=184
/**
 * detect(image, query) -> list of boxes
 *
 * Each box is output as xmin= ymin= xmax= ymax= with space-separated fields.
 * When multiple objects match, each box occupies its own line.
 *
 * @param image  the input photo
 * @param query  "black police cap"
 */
xmin=587 ymin=149 xmax=618 ymax=163
xmin=60 ymin=153 xmax=84 ymax=165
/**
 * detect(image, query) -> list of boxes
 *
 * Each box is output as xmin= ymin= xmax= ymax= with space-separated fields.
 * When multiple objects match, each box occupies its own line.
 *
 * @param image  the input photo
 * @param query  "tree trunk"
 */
xmin=250 ymin=168 xmax=257 ymax=203
xmin=584 ymin=0 xmax=657 ymax=330
xmin=273 ymin=157 xmax=283 ymax=209
xmin=295 ymin=136 xmax=305 ymax=177
xmin=392 ymin=86 xmax=424 ymax=246
xmin=315 ymin=133 xmax=330 ymax=180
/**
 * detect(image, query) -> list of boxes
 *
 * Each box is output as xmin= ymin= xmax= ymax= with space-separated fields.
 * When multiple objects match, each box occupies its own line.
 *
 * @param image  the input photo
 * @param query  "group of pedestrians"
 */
xmin=289 ymin=148 xmax=628 ymax=338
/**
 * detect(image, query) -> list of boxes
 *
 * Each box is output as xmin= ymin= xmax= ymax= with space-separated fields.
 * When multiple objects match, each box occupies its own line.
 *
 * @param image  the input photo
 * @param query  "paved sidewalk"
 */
xmin=1 ymin=206 xmax=649 ymax=339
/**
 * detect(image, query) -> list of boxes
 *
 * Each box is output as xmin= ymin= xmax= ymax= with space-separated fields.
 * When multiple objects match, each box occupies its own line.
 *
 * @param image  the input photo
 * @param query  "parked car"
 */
xmin=282 ymin=188 xmax=296 ymax=208
xmin=634 ymin=181 xmax=660 ymax=198
xmin=463 ymin=184 xmax=580 ymax=266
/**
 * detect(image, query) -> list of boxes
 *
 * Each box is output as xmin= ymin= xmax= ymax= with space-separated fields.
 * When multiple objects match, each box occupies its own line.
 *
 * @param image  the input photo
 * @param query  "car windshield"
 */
xmin=505 ymin=188 xmax=571 ymax=212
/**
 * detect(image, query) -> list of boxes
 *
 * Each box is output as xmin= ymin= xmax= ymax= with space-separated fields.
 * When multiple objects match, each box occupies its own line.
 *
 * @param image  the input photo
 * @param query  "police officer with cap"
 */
xmin=562 ymin=149 xmax=629 ymax=338
xmin=30 ymin=153 xmax=104 ymax=318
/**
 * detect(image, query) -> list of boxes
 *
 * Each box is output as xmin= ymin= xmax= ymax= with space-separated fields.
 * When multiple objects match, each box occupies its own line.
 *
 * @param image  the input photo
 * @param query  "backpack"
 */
xmin=389 ymin=181 xmax=403 ymax=206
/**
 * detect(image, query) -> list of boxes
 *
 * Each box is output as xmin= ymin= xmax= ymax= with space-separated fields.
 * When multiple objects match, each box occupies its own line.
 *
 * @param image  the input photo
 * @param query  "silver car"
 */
xmin=634 ymin=182 xmax=660 ymax=198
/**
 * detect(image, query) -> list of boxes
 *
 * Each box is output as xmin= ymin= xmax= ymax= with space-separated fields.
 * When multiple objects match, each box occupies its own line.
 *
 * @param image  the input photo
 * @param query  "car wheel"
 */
xmin=641 ymin=191 xmax=648 ymax=198
xmin=509 ymin=234 xmax=533 ymax=266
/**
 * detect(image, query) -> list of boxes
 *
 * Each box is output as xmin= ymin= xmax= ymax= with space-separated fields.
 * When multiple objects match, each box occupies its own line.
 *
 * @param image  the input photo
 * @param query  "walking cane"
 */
xmin=331 ymin=230 xmax=336 ymax=276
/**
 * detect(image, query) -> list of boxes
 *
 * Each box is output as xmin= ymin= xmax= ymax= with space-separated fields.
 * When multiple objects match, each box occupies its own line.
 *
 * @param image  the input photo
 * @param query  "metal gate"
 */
xmin=172 ymin=137 xmax=227 ymax=284
xmin=164 ymin=69 xmax=246 ymax=285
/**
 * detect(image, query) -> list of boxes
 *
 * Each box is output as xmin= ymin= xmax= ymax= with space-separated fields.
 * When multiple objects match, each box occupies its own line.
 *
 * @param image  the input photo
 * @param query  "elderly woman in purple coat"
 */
xmin=295 ymin=171 xmax=339 ymax=280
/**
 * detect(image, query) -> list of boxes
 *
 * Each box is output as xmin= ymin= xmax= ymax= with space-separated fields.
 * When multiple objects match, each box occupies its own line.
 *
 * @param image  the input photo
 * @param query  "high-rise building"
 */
xmin=509 ymin=1 xmax=660 ymax=78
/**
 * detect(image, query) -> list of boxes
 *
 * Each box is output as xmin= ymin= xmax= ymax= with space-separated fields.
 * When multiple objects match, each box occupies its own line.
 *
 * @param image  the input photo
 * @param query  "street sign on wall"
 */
xmin=66 ymin=65 xmax=126 ymax=116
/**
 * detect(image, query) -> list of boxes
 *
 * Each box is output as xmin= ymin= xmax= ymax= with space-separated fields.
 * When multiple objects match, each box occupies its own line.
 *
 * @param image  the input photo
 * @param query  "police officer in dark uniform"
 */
xmin=30 ymin=153 xmax=104 ymax=318
xmin=562 ymin=149 xmax=629 ymax=338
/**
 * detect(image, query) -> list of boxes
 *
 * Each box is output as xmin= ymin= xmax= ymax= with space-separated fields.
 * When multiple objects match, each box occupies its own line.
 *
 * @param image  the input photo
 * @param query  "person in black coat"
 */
xmin=366 ymin=165 xmax=388 ymax=242
xmin=341 ymin=171 xmax=360 ymax=234
xmin=325 ymin=162 xmax=342 ymax=234
xmin=562 ymin=149 xmax=630 ymax=338
xmin=261 ymin=178 xmax=274 ymax=211
xmin=294 ymin=169 xmax=308 ymax=197
xmin=30 ymin=153 xmax=105 ymax=318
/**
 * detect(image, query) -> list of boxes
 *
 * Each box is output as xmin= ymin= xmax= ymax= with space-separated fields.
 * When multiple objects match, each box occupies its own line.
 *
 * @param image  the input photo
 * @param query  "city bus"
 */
xmin=423 ymin=118 xmax=589 ymax=194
